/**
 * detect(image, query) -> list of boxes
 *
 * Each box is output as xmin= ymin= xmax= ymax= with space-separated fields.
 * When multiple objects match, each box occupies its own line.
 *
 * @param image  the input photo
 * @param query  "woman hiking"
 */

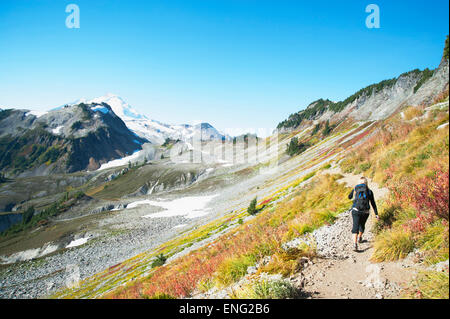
xmin=348 ymin=177 xmax=379 ymax=251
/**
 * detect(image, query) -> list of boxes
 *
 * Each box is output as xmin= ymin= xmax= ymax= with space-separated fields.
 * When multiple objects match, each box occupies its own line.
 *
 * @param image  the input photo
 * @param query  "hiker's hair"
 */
xmin=360 ymin=177 xmax=368 ymax=185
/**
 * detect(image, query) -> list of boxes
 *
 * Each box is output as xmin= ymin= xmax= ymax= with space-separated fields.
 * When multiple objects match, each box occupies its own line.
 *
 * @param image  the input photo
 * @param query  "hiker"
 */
xmin=348 ymin=176 xmax=379 ymax=251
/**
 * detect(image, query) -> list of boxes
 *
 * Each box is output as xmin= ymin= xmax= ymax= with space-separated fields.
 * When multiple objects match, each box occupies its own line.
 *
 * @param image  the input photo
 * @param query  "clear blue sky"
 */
xmin=0 ymin=0 xmax=448 ymax=133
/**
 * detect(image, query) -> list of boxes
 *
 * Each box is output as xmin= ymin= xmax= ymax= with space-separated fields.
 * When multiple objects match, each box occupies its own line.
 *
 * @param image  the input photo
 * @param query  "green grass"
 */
xmin=214 ymin=254 xmax=258 ymax=287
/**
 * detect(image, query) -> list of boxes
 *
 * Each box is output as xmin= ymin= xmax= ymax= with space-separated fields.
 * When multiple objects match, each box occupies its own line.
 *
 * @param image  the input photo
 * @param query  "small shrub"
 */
xmin=404 ymin=212 xmax=435 ymax=233
xmin=151 ymin=253 xmax=167 ymax=268
xmin=260 ymin=238 xmax=316 ymax=277
xmin=232 ymin=279 xmax=298 ymax=299
xmin=259 ymin=254 xmax=300 ymax=277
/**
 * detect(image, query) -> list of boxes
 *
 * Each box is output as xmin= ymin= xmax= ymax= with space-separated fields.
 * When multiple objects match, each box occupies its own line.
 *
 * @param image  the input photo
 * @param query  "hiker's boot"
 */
xmin=358 ymin=236 xmax=363 ymax=243
xmin=353 ymin=243 xmax=358 ymax=252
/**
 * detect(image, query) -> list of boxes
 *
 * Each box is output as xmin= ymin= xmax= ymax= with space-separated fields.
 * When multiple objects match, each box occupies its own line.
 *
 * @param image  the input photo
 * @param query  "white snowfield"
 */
xmin=173 ymin=224 xmax=188 ymax=229
xmin=52 ymin=125 xmax=64 ymax=135
xmin=126 ymin=194 xmax=219 ymax=219
xmin=96 ymin=143 xmax=158 ymax=171
xmin=0 ymin=243 xmax=58 ymax=264
xmin=66 ymin=237 xmax=89 ymax=248
xmin=97 ymin=149 xmax=143 ymax=171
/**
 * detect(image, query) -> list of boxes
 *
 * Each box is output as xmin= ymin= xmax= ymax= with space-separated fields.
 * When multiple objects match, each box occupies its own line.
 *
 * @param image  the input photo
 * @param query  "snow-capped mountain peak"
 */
xmin=88 ymin=93 xmax=146 ymax=121
xmin=68 ymin=94 xmax=227 ymax=145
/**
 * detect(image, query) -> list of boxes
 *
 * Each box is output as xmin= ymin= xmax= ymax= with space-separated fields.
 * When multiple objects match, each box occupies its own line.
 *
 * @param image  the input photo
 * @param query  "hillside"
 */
xmin=277 ymin=50 xmax=449 ymax=131
xmin=0 ymin=37 xmax=448 ymax=300
xmin=103 ymin=92 xmax=448 ymax=300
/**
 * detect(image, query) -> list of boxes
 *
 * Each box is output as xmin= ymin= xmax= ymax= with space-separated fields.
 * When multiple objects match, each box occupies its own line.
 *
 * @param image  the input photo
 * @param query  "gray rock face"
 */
xmin=346 ymin=60 xmax=449 ymax=121
xmin=278 ymin=57 xmax=449 ymax=131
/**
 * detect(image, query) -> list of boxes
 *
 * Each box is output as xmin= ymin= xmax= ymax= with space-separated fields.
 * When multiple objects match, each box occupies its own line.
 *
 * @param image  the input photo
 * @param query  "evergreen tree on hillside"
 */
xmin=286 ymin=137 xmax=300 ymax=156
xmin=311 ymin=123 xmax=321 ymax=136
xmin=286 ymin=137 xmax=311 ymax=157
xmin=322 ymin=120 xmax=333 ymax=136
xmin=247 ymin=197 xmax=257 ymax=215
xmin=444 ymin=35 xmax=449 ymax=61
xmin=22 ymin=206 xmax=35 ymax=225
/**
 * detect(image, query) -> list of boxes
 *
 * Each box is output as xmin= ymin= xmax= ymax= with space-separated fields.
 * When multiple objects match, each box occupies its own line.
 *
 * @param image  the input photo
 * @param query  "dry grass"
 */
xmin=406 ymin=270 xmax=449 ymax=299
xmin=403 ymin=105 xmax=425 ymax=121
xmin=371 ymin=228 xmax=415 ymax=262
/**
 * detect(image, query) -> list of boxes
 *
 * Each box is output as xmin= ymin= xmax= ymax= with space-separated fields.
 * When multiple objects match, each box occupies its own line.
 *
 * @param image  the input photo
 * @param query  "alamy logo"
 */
xmin=365 ymin=4 xmax=380 ymax=29
xmin=65 ymin=4 xmax=80 ymax=29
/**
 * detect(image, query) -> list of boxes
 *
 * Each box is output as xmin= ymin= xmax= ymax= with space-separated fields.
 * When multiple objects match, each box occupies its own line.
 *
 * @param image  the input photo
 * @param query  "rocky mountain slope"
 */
xmin=277 ymin=55 xmax=449 ymax=131
xmin=0 ymin=102 xmax=147 ymax=176
xmin=0 ymin=93 xmax=230 ymax=177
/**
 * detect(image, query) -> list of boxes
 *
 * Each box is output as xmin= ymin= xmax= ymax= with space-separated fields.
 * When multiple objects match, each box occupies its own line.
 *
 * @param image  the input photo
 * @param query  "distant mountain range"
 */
xmin=0 ymin=101 xmax=148 ymax=175
xmin=0 ymin=94 xmax=229 ymax=176
xmin=69 ymin=93 xmax=228 ymax=144
xmin=1 ymin=39 xmax=448 ymax=177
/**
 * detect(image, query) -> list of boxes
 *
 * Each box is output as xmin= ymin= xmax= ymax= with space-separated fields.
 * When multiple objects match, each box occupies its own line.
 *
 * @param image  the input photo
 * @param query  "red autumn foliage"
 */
xmin=409 ymin=167 xmax=449 ymax=221
xmin=260 ymin=198 xmax=273 ymax=206
xmin=391 ymin=165 xmax=449 ymax=232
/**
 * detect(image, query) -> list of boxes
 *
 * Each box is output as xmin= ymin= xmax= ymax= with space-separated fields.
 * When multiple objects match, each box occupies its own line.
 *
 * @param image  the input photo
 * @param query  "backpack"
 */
xmin=354 ymin=184 xmax=370 ymax=211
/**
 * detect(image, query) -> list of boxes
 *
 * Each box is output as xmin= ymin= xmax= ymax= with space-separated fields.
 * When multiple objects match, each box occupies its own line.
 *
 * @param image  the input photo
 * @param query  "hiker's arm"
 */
xmin=348 ymin=189 xmax=354 ymax=200
xmin=369 ymin=191 xmax=378 ymax=215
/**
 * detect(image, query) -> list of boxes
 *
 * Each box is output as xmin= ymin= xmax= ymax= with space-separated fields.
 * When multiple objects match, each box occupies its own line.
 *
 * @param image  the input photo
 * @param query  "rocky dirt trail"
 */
xmin=292 ymin=168 xmax=422 ymax=299
xmin=192 ymin=168 xmax=427 ymax=299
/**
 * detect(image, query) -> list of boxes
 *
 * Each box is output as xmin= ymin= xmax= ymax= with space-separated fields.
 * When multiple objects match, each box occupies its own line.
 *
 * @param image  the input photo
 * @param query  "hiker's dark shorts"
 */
xmin=351 ymin=209 xmax=370 ymax=234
